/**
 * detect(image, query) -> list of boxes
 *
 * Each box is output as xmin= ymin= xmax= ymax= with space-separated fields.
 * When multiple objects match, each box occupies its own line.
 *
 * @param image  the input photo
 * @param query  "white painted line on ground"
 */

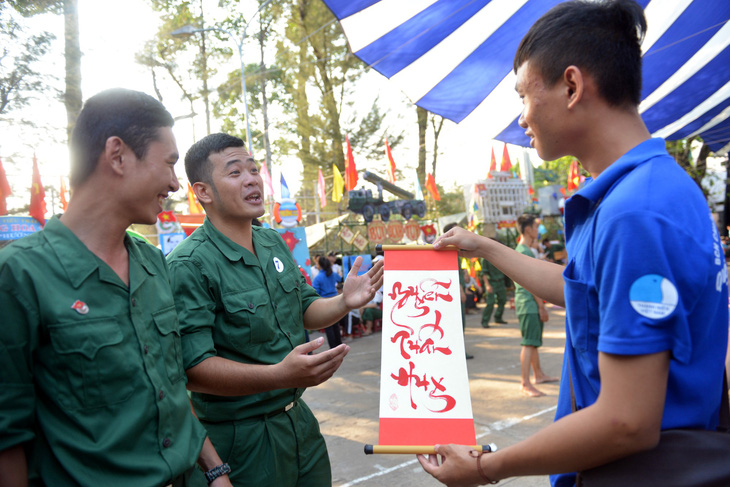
xmin=338 ymin=405 xmax=557 ymax=486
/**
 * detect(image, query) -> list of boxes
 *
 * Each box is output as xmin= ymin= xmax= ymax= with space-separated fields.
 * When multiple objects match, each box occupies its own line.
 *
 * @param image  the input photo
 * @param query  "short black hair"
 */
xmin=185 ymin=133 xmax=245 ymax=185
xmin=70 ymin=88 xmax=174 ymax=187
xmin=517 ymin=214 xmax=537 ymax=234
xmin=319 ymin=255 xmax=333 ymax=277
xmin=514 ymin=0 xmax=646 ymax=107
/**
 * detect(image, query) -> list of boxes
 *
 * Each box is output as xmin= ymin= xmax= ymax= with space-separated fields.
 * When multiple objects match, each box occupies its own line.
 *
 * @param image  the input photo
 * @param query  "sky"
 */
xmin=1 ymin=0 xmax=543 ymax=219
xmin=2 ymin=0 xmax=723 ymax=219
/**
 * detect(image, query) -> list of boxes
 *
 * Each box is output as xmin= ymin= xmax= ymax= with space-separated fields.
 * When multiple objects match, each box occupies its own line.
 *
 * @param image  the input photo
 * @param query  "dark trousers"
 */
xmin=324 ymin=322 xmax=342 ymax=348
xmin=482 ymin=286 xmax=507 ymax=324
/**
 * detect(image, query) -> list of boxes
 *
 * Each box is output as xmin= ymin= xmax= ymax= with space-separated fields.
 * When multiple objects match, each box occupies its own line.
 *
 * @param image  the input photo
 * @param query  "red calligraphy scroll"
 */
xmin=378 ymin=248 xmax=476 ymax=446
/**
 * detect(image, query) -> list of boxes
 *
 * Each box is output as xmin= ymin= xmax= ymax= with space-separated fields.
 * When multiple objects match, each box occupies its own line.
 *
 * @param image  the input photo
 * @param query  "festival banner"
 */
xmin=368 ymin=220 xmax=386 ymax=244
xmin=386 ymin=220 xmax=404 ymax=243
xmin=276 ymin=226 xmax=312 ymax=277
xmin=0 ymin=216 xmax=41 ymax=241
xmin=404 ymin=220 xmax=420 ymax=242
xmin=377 ymin=248 xmax=476 ymax=447
xmin=352 ymin=232 xmax=368 ymax=251
xmin=339 ymin=226 xmax=355 ymax=244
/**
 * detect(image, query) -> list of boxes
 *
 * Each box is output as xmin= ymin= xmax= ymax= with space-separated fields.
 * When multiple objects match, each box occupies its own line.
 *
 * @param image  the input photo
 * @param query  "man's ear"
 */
xmin=563 ymin=65 xmax=584 ymax=110
xmin=104 ymin=136 xmax=126 ymax=176
xmin=193 ymin=181 xmax=213 ymax=205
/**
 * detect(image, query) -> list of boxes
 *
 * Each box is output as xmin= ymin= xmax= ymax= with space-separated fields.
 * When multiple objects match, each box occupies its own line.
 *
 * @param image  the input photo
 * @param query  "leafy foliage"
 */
xmin=0 ymin=6 xmax=55 ymax=118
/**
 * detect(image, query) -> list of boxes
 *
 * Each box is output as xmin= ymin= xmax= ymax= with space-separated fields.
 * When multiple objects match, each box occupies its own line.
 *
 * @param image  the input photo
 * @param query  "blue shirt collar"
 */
xmin=574 ymin=138 xmax=666 ymax=204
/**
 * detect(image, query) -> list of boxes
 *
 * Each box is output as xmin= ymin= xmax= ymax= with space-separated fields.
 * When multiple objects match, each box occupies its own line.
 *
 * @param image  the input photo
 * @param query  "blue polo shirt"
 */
xmin=553 ymin=138 xmax=728 ymax=486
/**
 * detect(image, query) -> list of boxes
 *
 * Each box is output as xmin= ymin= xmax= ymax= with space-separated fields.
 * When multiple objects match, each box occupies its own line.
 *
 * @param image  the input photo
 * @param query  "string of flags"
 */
xmin=0 ymin=139 xmax=585 ymax=226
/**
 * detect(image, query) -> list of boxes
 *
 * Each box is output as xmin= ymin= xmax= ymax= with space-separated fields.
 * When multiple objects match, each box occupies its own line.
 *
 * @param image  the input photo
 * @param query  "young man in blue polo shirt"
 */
xmin=418 ymin=1 xmax=728 ymax=485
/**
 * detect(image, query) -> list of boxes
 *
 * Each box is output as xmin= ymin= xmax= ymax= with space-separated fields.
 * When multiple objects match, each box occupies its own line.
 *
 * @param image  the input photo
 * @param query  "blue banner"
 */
xmin=0 ymin=216 xmax=42 ymax=241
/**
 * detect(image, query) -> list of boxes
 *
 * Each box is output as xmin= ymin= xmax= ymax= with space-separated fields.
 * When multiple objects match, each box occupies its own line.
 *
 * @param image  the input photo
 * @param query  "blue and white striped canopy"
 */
xmin=322 ymin=0 xmax=730 ymax=155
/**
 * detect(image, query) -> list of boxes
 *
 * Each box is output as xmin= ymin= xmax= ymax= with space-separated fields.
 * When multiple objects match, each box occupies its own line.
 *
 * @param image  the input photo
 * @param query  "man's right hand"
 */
xmin=277 ymin=337 xmax=349 ymax=388
xmin=433 ymin=227 xmax=484 ymax=257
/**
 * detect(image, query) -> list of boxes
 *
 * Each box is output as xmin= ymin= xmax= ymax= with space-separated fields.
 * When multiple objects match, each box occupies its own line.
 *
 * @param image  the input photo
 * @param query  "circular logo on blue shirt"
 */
xmin=629 ymin=274 xmax=678 ymax=319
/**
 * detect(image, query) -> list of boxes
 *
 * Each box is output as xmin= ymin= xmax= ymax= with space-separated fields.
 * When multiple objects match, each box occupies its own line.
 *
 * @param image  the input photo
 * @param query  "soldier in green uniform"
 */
xmin=514 ymin=214 xmax=558 ymax=397
xmin=480 ymin=243 xmax=508 ymax=327
xmin=167 ymin=133 xmax=384 ymax=486
xmin=0 ymin=89 xmax=230 ymax=486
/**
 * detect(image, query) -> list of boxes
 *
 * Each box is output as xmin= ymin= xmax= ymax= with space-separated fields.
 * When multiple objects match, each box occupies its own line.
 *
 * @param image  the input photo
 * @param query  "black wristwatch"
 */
xmin=204 ymin=463 xmax=231 ymax=484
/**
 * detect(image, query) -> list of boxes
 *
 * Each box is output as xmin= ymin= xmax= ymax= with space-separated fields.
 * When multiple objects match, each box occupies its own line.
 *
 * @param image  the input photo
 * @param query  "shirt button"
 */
xmin=162 ymin=437 xmax=171 ymax=448
xmin=159 ymin=390 xmax=165 ymax=400
xmin=131 ymin=298 xmax=137 ymax=307
xmin=144 ymin=345 xmax=149 ymax=354
xmin=248 ymin=303 xmax=254 ymax=309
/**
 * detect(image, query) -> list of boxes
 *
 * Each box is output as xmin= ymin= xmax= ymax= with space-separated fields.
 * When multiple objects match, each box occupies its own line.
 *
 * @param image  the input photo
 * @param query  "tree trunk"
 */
xmin=417 ymin=106 xmax=427 ymax=185
xmin=63 ymin=0 xmax=81 ymax=143
xmin=258 ymin=22 xmax=272 ymax=175
xmin=431 ymin=114 xmax=444 ymax=179
xmin=199 ymin=0 xmax=210 ymax=135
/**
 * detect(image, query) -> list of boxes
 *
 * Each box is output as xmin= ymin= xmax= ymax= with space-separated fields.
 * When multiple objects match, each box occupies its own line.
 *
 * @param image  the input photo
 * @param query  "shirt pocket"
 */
xmin=152 ymin=306 xmax=185 ymax=384
xmin=563 ymin=261 xmax=599 ymax=353
xmin=277 ymin=271 xmax=303 ymax=323
xmin=221 ymin=288 xmax=275 ymax=347
xmin=48 ymin=317 xmax=135 ymax=410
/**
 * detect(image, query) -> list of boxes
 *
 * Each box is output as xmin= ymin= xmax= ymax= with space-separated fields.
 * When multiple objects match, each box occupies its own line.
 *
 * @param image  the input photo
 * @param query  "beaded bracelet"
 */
xmin=476 ymin=451 xmax=498 ymax=484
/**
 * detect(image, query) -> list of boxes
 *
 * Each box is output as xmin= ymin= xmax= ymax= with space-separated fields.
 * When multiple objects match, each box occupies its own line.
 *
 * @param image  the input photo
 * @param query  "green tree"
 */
xmin=434 ymin=183 xmax=466 ymax=218
xmin=141 ymin=0 xmax=230 ymax=137
xmin=0 ymin=5 xmax=55 ymax=119
xmin=269 ymin=1 xmax=392 ymax=224
xmin=9 ymin=0 xmax=81 ymax=143
xmin=666 ymin=137 xmax=711 ymax=191
xmin=532 ymin=155 xmax=572 ymax=189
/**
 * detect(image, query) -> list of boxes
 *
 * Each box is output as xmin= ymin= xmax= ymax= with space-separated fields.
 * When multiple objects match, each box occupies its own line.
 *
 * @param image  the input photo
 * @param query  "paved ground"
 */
xmin=304 ymin=301 xmax=567 ymax=487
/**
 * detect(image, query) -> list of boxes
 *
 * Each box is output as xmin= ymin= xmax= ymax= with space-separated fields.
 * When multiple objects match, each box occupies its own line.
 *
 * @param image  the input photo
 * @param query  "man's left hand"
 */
xmin=417 ymin=444 xmax=486 ymax=487
xmin=342 ymin=257 xmax=384 ymax=309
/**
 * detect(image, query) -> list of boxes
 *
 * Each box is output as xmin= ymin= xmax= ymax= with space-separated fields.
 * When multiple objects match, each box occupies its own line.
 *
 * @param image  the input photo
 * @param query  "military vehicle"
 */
xmin=347 ymin=171 xmax=426 ymax=223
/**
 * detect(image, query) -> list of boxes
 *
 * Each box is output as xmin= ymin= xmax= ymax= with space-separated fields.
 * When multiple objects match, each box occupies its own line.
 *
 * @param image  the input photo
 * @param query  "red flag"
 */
xmin=60 ymin=176 xmax=69 ymax=211
xmin=487 ymin=147 xmax=497 ymax=179
xmin=425 ymin=173 xmax=441 ymax=201
xmin=187 ymin=182 xmax=203 ymax=214
xmin=259 ymin=162 xmax=274 ymax=199
xmin=29 ymin=155 xmax=46 ymax=226
xmin=385 ymin=137 xmax=397 ymax=184
xmin=317 ymin=168 xmax=327 ymax=209
xmin=567 ymin=158 xmax=580 ymax=192
xmin=499 ymin=144 xmax=512 ymax=172
xmin=0 ymin=157 xmax=12 ymax=215
xmin=345 ymin=134 xmax=359 ymax=191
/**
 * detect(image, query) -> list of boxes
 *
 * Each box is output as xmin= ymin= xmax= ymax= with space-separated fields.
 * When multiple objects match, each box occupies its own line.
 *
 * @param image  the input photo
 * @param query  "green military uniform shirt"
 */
xmin=166 ymin=218 xmax=320 ymax=421
xmin=480 ymin=258 xmax=506 ymax=290
xmin=0 ymin=216 xmax=206 ymax=486
xmin=514 ymin=243 xmax=539 ymax=314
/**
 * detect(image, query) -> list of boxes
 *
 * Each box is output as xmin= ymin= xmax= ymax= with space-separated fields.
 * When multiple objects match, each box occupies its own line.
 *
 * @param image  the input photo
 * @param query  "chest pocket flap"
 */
xmin=50 ymin=318 xmax=123 ymax=359
xmin=221 ymin=288 xmax=274 ymax=345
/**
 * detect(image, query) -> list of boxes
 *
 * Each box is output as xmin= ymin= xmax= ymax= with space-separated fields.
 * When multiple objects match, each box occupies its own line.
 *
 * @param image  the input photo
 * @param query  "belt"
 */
xmin=259 ymin=399 xmax=297 ymax=420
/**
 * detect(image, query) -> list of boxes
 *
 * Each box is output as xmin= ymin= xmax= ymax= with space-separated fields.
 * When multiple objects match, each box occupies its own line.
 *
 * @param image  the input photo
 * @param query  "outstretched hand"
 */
xmin=417 ymin=444 xmax=486 ymax=487
xmin=432 ymin=227 xmax=484 ymax=258
xmin=278 ymin=337 xmax=349 ymax=389
xmin=342 ymin=256 xmax=384 ymax=309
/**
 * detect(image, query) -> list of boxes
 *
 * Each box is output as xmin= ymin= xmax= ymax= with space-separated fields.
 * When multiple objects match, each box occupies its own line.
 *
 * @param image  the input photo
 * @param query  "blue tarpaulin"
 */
xmin=322 ymin=0 xmax=730 ymax=154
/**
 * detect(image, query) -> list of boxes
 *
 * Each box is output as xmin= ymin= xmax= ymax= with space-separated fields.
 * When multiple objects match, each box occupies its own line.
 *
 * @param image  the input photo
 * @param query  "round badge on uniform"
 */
xmin=629 ymin=274 xmax=678 ymax=319
xmin=273 ymin=257 xmax=284 ymax=273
